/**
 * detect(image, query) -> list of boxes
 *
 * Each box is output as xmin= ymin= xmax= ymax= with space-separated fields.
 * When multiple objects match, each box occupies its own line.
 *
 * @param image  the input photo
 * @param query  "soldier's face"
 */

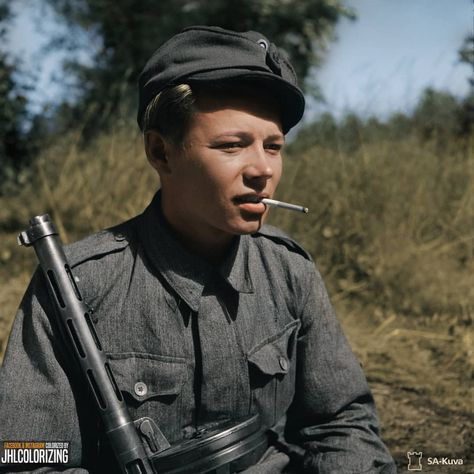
xmin=148 ymin=91 xmax=284 ymax=253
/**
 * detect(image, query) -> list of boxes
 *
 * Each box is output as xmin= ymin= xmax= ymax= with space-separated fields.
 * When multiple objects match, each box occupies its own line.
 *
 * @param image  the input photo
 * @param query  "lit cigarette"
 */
xmin=261 ymin=198 xmax=309 ymax=214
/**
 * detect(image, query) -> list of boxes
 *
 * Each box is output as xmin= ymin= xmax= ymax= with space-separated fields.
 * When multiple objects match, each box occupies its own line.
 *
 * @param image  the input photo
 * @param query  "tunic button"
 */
xmin=134 ymin=382 xmax=148 ymax=397
xmin=279 ymin=356 xmax=289 ymax=372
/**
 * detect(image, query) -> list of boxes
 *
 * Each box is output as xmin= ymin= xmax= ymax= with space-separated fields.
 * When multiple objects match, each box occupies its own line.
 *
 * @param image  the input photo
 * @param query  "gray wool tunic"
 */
xmin=0 ymin=192 xmax=395 ymax=473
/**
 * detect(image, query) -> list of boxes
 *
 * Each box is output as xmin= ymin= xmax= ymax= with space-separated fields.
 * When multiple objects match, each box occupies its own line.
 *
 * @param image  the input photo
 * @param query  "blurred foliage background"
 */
xmin=0 ymin=1 xmax=473 ymax=467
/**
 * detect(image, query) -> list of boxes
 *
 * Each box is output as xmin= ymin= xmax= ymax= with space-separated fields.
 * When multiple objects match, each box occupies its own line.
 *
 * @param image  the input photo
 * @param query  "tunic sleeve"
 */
xmin=0 ymin=270 xmax=94 ymax=473
xmin=289 ymin=265 xmax=396 ymax=474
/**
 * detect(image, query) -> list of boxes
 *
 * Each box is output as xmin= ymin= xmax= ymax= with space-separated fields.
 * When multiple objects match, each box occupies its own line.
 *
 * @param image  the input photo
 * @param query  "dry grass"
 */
xmin=0 ymin=120 xmax=157 ymax=240
xmin=270 ymin=134 xmax=474 ymax=317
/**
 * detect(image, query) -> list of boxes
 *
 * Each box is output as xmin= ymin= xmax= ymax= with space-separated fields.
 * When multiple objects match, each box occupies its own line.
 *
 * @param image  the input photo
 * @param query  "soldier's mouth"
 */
xmin=232 ymin=194 xmax=268 ymax=213
xmin=233 ymin=194 xmax=268 ymax=204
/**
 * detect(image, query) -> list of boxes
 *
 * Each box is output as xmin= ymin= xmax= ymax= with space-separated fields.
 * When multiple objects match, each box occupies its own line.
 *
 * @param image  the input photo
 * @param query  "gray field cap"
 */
xmin=137 ymin=26 xmax=305 ymax=134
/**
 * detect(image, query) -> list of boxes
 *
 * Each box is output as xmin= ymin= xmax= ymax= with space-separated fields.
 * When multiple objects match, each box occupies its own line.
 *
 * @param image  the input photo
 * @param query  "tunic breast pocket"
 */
xmin=247 ymin=320 xmax=300 ymax=428
xmin=108 ymin=353 xmax=187 ymax=442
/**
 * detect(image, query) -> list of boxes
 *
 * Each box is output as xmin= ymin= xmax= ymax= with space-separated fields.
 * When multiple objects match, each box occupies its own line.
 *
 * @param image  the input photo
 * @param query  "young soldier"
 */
xmin=0 ymin=26 xmax=396 ymax=473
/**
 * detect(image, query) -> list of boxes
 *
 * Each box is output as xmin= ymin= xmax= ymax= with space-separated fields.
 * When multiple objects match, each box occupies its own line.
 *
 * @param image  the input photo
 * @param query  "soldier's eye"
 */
xmin=214 ymin=142 xmax=243 ymax=150
xmin=265 ymin=143 xmax=283 ymax=153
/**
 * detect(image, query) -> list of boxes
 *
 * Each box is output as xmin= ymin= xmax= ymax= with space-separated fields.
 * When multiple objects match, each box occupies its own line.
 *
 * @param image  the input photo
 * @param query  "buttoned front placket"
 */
xmin=139 ymin=192 xmax=255 ymax=434
xmin=196 ymin=275 xmax=250 ymax=423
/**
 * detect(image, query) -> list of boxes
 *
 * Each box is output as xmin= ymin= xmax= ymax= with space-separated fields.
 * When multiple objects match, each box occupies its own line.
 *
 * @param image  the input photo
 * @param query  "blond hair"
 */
xmin=142 ymin=84 xmax=197 ymax=144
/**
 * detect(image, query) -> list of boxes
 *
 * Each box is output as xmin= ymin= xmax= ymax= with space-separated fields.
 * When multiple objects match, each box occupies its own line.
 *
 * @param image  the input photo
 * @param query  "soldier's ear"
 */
xmin=144 ymin=130 xmax=171 ymax=174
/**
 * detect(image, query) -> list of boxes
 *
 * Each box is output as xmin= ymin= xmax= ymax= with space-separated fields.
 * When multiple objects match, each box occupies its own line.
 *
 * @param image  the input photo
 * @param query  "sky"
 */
xmin=310 ymin=0 xmax=473 ymax=121
xmin=6 ymin=0 xmax=474 ymax=123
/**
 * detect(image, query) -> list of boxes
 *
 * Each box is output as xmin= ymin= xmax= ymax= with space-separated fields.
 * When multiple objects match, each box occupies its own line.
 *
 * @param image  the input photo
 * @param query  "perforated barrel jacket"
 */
xmin=0 ymin=192 xmax=396 ymax=473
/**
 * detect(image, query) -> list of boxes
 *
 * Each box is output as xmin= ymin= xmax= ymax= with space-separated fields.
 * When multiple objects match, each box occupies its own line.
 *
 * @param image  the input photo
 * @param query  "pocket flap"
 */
xmin=108 ymin=353 xmax=187 ymax=402
xmin=247 ymin=320 xmax=300 ymax=376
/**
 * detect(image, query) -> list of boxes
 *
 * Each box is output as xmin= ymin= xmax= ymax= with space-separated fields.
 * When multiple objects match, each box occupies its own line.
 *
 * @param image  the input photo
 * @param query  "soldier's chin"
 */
xmin=233 ymin=213 xmax=265 ymax=234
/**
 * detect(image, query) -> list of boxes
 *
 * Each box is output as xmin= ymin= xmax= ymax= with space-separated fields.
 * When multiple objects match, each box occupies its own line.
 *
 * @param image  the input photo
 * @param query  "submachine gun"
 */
xmin=18 ymin=214 xmax=269 ymax=474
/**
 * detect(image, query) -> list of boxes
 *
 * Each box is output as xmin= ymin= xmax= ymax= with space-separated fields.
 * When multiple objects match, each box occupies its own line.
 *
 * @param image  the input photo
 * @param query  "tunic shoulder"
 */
xmin=64 ymin=216 xmax=138 ymax=269
xmin=252 ymin=224 xmax=313 ymax=262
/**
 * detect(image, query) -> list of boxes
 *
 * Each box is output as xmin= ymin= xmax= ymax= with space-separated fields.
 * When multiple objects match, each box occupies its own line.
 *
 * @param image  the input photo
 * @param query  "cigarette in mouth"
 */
xmin=261 ymin=198 xmax=309 ymax=214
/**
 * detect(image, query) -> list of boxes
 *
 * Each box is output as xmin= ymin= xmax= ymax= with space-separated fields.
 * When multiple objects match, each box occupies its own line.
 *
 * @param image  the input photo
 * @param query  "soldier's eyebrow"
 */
xmin=265 ymin=133 xmax=285 ymax=142
xmin=211 ymin=131 xmax=285 ymax=142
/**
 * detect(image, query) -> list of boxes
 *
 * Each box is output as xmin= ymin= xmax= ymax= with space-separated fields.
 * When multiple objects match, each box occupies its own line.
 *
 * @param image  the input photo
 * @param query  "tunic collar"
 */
xmin=139 ymin=191 xmax=254 ymax=312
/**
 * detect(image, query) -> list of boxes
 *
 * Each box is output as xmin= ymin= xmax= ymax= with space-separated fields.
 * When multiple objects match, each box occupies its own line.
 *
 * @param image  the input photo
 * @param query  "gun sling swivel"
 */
xmin=19 ymin=214 xmax=269 ymax=474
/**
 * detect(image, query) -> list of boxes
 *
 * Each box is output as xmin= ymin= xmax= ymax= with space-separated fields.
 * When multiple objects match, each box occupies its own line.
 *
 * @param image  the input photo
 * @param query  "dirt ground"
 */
xmin=1 ymin=252 xmax=473 ymax=473
xmin=339 ymin=301 xmax=473 ymax=473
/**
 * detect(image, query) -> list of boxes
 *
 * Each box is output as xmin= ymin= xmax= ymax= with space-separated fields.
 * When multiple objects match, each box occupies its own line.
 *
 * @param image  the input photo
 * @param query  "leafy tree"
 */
xmin=458 ymin=34 xmax=473 ymax=87
xmin=338 ymin=113 xmax=363 ymax=154
xmin=412 ymin=88 xmax=463 ymax=142
xmin=458 ymin=34 xmax=473 ymax=135
xmin=287 ymin=112 xmax=338 ymax=153
xmin=44 ymin=0 xmax=355 ymax=129
xmin=0 ymin=1 xmax=29 ymax=186
xmin=387 ymin=113 xmax=411 ymax=141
